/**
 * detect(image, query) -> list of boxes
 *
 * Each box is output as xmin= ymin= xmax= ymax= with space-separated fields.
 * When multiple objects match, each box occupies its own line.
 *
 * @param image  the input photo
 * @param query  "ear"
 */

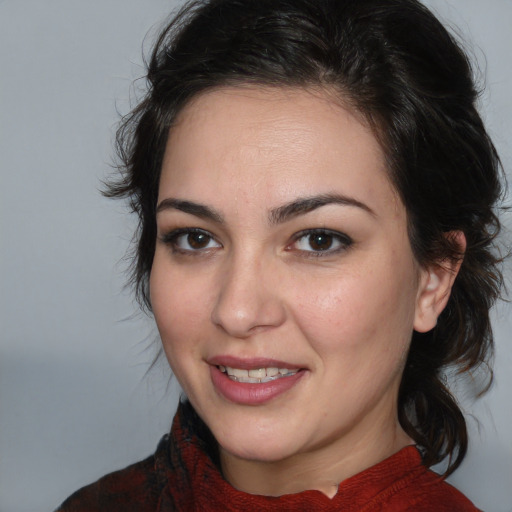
xmin=414 ymin=231 xmax=466 ymax=333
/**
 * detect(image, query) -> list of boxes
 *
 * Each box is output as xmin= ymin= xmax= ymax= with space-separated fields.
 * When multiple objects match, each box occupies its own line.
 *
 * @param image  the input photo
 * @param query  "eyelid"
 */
xmin=160 ymin=227 xmax=222 ymax=253
xmin=288 ymin=228 xmax=353 ymax=255
xmin=159 ymin=226 xmax=352 ymax=257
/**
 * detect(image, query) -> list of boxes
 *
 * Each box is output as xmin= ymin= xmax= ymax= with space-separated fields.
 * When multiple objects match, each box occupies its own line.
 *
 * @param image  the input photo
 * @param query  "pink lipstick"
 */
xmin=208 ymin=356 xmax=306 ymax=405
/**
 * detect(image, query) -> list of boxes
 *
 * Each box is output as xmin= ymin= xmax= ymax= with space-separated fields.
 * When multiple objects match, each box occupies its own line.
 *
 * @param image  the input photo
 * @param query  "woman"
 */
xmin=57 ymin=0 xmax=505 ymax=510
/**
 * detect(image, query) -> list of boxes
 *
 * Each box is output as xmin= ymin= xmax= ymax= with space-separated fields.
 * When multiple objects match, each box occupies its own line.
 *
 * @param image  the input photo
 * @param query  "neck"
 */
xmin=220 ymin=415 xmax=412 ymax=498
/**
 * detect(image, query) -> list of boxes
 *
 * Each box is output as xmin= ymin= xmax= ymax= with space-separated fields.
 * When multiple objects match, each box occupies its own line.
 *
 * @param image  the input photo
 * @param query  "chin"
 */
xmin=212 ymin=418 xmax=305 ymax=463
xmin=220 ymin=438 xmax=298 ymax=463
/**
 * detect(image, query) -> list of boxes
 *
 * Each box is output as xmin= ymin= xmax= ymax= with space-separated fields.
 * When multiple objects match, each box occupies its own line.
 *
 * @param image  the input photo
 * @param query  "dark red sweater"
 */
xmin=57 ymin=403 xmax=480 ymax=511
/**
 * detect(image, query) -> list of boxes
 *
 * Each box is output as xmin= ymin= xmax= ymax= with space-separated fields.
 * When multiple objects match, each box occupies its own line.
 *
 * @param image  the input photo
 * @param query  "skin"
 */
xmin=150 ymin=86 xmax=461 ymax=498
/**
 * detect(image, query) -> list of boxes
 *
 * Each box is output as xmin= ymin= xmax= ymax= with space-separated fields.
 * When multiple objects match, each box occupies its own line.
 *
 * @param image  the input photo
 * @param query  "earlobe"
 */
xmin=413 ymin=231 xmax=466 ymax=333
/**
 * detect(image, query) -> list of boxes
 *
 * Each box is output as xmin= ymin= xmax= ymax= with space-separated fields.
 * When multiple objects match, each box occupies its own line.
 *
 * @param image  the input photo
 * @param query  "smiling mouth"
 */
xmin=218 ymin=365 xmax=300 ymax=383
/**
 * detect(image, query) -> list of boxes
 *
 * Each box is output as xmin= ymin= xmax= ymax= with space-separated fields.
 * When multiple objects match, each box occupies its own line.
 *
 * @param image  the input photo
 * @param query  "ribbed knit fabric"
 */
xmin=57 ymin=403 xmax=480 ymax=511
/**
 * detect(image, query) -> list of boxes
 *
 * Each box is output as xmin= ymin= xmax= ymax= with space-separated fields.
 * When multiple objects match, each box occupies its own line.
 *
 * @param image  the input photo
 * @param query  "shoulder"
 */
xmin=387 ymin=466 xmax=481 ymax=511
xmin=350 ymin=446 xmax=481 ymax=512
xmin=55 ymin=437 xmax=169 ymax=512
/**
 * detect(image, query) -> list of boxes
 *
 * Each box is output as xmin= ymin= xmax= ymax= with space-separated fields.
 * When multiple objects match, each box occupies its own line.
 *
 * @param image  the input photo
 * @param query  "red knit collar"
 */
xmin=155 ymin=403 xmax=429 ymax=511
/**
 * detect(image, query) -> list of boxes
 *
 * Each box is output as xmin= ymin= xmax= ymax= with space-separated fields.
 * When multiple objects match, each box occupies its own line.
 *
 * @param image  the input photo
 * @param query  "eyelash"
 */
xmin=159 ymin=228 xmax=353 ymax=257
xmin=288 ymin=229 xmax=353 ymax=257
xmin=160 ymin=228 xmax=222 ymax=255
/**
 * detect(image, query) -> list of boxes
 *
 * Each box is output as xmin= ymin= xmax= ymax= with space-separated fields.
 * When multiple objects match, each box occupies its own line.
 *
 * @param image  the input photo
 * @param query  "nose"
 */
xmin=211 ymin=254 xmax=286 ymax=338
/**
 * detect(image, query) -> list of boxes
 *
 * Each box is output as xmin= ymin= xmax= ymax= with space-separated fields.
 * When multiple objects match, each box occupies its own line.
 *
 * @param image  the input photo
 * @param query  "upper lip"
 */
xmin=207 ymin=355 xmax=304 ymax=370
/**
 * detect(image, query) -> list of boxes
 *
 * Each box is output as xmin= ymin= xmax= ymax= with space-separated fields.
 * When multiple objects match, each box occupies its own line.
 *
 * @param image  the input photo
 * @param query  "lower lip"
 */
xmin=210 ymin=365 xmax=305 ymax=405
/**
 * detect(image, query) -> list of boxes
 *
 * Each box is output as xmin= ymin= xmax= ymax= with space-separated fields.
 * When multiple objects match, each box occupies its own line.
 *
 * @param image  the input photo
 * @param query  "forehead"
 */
xmin=160 ymin=86 xmax=401 ymax=218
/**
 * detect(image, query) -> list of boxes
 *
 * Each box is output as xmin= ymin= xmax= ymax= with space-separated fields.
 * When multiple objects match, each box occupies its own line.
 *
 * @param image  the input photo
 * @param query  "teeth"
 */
xmin=266 ymin=367 xmax=279 ymax=377
xmin=248 ymin=368 xmax=266 ymax=379
xmin=219 ymin=365 xmax=299 ymax=383
xmin=228 ymin=367 xmax=249 ymax=379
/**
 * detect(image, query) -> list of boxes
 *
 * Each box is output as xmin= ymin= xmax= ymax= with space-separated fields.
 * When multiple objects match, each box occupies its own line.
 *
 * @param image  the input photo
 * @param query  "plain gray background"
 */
xmin=1 ymin=1 xmax=511 ymax=511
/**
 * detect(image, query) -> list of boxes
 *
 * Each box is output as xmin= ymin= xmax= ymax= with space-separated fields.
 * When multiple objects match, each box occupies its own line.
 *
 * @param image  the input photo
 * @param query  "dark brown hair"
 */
xmin=107 ymin=0 xmax=505 ymax=475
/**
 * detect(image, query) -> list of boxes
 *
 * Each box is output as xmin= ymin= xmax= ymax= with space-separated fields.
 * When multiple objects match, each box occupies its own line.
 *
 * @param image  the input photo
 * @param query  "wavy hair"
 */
xmin=106 ymin=0 xmax=505 ymax=475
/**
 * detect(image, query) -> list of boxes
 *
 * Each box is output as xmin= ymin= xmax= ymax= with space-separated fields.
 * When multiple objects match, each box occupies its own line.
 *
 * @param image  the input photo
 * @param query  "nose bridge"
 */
xmin=211 ymin=245 xmax=285 ymax=337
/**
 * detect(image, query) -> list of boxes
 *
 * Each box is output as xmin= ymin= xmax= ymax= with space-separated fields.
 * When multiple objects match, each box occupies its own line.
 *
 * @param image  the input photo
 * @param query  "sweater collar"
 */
xmin=156 ymin=401 xmax=426 ymax=511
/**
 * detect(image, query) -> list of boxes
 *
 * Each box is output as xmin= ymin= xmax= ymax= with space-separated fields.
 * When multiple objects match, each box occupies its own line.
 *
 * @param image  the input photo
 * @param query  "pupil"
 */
xmin=188 ymin=233 xmax=209 ymax=249
xmin=310 ymin=233 xmax=332 ymax=251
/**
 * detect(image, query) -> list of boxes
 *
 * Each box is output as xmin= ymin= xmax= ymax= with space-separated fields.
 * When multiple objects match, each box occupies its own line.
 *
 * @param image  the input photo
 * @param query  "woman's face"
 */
xmin=151 ymin=87 xmax=434 ymax=469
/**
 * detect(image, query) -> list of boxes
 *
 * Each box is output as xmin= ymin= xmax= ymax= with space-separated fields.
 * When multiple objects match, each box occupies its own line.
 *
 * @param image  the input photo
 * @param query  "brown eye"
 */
xmin=187 ymin=232 xmax=211 ymax=249
xmin=162 ymin=228 xmax=221 ymax=253
xmin=291 ymin=229 xmax=352 ymax=255
xmin=308 ymin=233 xmax=334 ymax=251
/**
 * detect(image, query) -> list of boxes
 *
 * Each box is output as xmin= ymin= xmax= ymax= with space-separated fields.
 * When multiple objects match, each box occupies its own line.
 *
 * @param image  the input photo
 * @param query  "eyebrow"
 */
xmin=155 ymin=193 xmax=375 ymax=225
xmin=269 ymin=193 xmax=376 ymax=224
xmin=156 ymin=198 xmax=224 ymax=223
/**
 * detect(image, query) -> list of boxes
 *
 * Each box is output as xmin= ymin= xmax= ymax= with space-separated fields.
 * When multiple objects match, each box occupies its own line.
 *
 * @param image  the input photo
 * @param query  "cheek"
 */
xmin=149 ymin=258 xmax=210 ymax=364
xmin=291 ymin=262 xmax=417 ymax=359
